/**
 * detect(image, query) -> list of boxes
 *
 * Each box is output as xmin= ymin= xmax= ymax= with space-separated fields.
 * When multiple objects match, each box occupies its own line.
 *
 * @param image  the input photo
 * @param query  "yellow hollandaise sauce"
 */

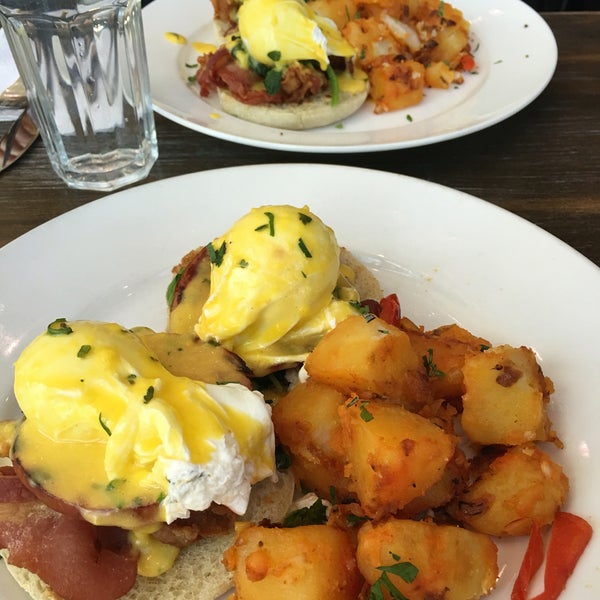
xmin=237 ymin=0 xmax=356 ymax=70
xmin=12 ymin=320 xmax=275 ymax=575
xmin=195 ymin=205 xmax=360 ymax=375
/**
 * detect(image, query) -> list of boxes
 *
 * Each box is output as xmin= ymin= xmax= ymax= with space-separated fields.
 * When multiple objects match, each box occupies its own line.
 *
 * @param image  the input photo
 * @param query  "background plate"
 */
xmin=1 ymin=164 xmax=598 ymax=598
xmin=143 ymin=0 xmax=557 ymax=152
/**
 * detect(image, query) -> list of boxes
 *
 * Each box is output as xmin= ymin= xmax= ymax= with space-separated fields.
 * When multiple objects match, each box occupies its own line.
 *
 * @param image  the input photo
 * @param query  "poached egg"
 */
xmin=236 ymin=0 xmax=357 ymax=71
xmin=12 ymin=320 xmax=275 ymax=573
xmin=195 ymin=205 xmax=360 ymax=375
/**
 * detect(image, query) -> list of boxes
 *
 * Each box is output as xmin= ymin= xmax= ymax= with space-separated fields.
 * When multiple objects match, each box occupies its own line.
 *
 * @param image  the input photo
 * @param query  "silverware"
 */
xmin=0 ymin=77 xmax=39 ymax=172
xmin=0 ymin=108 xmax=39 ymax=172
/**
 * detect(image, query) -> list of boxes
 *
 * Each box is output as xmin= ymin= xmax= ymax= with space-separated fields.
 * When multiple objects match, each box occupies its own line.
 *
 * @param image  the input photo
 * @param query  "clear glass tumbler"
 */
xmin=0 ymin=0 xmax=158 ymax=191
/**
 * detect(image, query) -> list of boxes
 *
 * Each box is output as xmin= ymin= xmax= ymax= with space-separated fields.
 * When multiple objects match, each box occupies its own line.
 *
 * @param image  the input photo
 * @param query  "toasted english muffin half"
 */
xmin=217 ymin=86 xmax=368 ymax=130
xmin=1 ymin=472 xmax=295 ymax=600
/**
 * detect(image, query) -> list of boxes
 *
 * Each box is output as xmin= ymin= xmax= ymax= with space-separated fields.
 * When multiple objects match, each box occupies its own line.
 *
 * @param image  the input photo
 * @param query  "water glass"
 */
xmin=0 ymin=0 xmax=158 ymax=191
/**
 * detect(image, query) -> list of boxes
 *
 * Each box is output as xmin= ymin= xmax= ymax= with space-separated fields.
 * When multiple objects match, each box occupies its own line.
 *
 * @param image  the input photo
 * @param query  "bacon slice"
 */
xmin=196 ymin=46 xmax=328 ymax=105
xmin=0 ymin=468 xmax=138 ymax=600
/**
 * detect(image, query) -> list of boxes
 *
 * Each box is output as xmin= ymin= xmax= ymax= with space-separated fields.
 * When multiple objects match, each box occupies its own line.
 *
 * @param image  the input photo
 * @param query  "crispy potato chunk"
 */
xmin=450 ymin=444 xmax=570 ymax=537
xmin=223 ymin=524 xmax=363 ymax=599
xmin=401 ymin=320 xmax=491 ymax=400
xmin=461 ymin=345 xmax=554 ymax=445
xmin=338 ymin=400 xmax=455 ymax=518
xmin=272 ymin=380 xmax=353 ymax=500
xmin=368 ymin=58 xmax=425 ymax=113
xmin=356 ymin=518 xmax=498 ymax=600
xmin=304 ymin=314 xmax=431 ymax=410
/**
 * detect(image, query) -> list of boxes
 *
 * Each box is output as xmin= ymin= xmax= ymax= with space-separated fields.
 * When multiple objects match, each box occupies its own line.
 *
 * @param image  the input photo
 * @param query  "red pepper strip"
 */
xmin=531 ymin=512 xmax=593 ymax=600
xmin=512 ymin=521 xmax=545 ymax=600
xmin=379 ymin=293 xmax=401 ymax=327
xmin=460 ymin=53 xmax=476 ymax=71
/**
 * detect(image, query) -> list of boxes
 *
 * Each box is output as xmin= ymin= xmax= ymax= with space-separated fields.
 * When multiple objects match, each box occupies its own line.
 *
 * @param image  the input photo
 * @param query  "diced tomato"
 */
xmin=511 ymin=521 xmax=544 ymax=600
xmin=460 ymin=53 xmax=476 ymax=71
xmin=531 ymin=512 xmax=593 ymax=600
xmin=379 ymin=293 xmax=401 ymax=327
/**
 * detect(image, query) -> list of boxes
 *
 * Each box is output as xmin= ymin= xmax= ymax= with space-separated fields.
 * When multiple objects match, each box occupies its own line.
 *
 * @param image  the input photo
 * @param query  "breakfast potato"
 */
xmin=401 ymin=320 xmax=491 ymax=400
xmin=272 ymin=380 xmax=353 ymax=500
xmin=367 ymin=59 xmax=425 ymax=113
xmin=338 ymin=400 xmax=455 ymax=518
xmin=223 ymin=524 xmax=364 ymax=599
xmin=449 ymin=444 xmax=570 ymax=537
xmin=356 ymin=518 xmax=498 ymax=600
xmin=460 ymin=345 xmax=555 ymax=445
xmin=304 ymin=314 xmax=431 ymax=410
xmin=425 ymin=61 xmax=458 ymax=89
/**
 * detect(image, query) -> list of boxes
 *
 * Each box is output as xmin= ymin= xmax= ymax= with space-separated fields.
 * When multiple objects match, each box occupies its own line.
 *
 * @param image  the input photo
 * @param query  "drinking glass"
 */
xmin=0 ymin=0 xmax=158 ymax=191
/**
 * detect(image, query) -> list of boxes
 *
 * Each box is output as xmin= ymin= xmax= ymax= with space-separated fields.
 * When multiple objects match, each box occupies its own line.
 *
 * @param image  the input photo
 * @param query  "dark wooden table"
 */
xmin=1 ymin=12 xmax=598 ymax=267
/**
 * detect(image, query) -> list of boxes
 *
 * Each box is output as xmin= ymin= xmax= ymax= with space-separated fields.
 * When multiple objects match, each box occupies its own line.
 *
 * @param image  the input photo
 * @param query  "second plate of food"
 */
xmin=143 ymin=0 xmax=557 ymax=152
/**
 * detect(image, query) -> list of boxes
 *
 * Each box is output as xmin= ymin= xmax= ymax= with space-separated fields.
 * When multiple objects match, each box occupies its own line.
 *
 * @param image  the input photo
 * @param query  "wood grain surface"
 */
xmin=0 ymin=12 xmax=598 ymax=267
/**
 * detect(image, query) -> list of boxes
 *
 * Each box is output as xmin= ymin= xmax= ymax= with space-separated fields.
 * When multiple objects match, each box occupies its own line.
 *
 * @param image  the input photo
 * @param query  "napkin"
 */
xmin=0 ymin=28 xmax=23 ymax=122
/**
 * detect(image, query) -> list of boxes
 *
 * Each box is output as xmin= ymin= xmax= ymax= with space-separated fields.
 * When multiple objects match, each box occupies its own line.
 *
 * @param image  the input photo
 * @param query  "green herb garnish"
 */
xmin=298 ymin=238 xmax=312 ymax=258
xmin=143 ymin=386 xmax=155 ymax=403
xmin=99 ymin=413 xmax=112 ymax=436
xmin=77 ymin=344 xmax=91 ymax=358
xmin=166 ymin=267 xmax=184 ymax=306
xmin=207 ymin=240 xmax=227 ymax=266
xmin=283 ymin=498 xmax=327 ymax=527
xmin=422 ymin=348 xmax=445 ymax=378
xmin=326 ymin=64 xmax=340 ymax=106
xmin=267 ymin=50 xmax=281 ymax=61
xmin=47 ymin=318 xmax=73 ymax=336
xmin=369 ymin=553 xmax=419 ymax=600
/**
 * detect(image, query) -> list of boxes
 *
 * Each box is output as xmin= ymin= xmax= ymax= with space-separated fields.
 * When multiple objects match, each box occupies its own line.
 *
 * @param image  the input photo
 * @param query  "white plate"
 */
xmin=142 ymin=0 xmax=557 ymax=153
xmin=1 ymin=165 xmax=598 ymax=599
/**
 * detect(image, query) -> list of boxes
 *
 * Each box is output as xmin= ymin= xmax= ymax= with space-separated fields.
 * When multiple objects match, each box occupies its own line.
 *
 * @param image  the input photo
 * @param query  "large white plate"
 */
xmin=142 ymin=0 xmax=557 ymax=152
xmin=0 ymin=165 xmax=598 ymax=599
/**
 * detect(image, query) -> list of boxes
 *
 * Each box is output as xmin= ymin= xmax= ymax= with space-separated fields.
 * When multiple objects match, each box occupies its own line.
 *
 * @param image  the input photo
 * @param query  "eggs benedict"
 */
xmin=8 ymin=320 xmax=275 ymax=578
xmin=168 ymin=205 xmax=381 ymax=377
xmin=196 ymin=0 xmax=369 ymax=129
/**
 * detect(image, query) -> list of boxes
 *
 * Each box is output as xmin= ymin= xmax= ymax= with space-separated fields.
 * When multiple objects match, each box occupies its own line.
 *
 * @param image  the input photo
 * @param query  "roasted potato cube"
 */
xmin=272 ymin=380 xmax=353 ymax=500
xmin=450 ymin=444 xmax=570 ymax=537
xmin=461 ymin=345 xmax=554 ymax=445
xmin=402 ymin=321 xmax=491 ymax=400
xmin=339 ymin=400 xmax=455 ymax=518
xmin=305 ymin=314 xmax=431 ymax=410
xmin=223 ymin=524 xmax=363 ymax=599
xmin=356 ymin=518 xmax=498 ymax=600
xmin=368 ymin=59 xmax=425 ymax=113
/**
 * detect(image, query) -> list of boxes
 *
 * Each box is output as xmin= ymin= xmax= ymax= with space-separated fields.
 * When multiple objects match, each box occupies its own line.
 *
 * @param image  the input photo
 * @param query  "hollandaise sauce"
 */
xmin=195 ymin=205 xmax=360 ymax=376
xmin=12 ymin=321 xmax=275 ymax=543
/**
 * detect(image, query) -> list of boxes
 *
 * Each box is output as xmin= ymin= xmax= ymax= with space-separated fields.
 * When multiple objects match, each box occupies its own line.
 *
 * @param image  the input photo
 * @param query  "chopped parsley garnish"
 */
xmin=298 ymin=237 xmax=312 ymax=258
xmin=255 ymin=211 xmax=276 ymax=235
xmin=422 ymin=348 xmax=445 ymax=378
xmin=265 ymin=69 xmax=283 ymax=95
xmin=239 ymin=259 xmax=249 ymax=268
xmin=480 ymin=344 xmax=491 ymax=352
xmin=368 ymin=553 xmax=419 ymax=600
xmin=326 ymin=64 xmax=340 ymax=106
xmin=77 ymin=344 xmax=91 ymax=358
xmin=106 ymin=478 xmax=125 ymax=491
xmin=406 ymin=114 xmax=413 ymax=122
xmin=166 ymin=267 xmax=184 ymax=306
xmin=127 ymin=373 xmax=137 ymax=385
xmin=437 ymin=0 xmax=445 ymax=18
xmin=143 ymin=386 xmax=155 ymax=403
xmin=298 ymin=212 xmax=312 ymax=225
xmin=283 ymin=498 xmax=328 ymax=527
xmin=207 ymin=240 xmax=227 ymax=266
xmin=47 ymin=318 xmax=73 ymax=336
xmin=360 ymin=401 xmax=374 ymax=422
xmin=99 ymin=413 xmax=112 ymax=436
xmin=267 ymin=50 xmax=281 ymax=62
